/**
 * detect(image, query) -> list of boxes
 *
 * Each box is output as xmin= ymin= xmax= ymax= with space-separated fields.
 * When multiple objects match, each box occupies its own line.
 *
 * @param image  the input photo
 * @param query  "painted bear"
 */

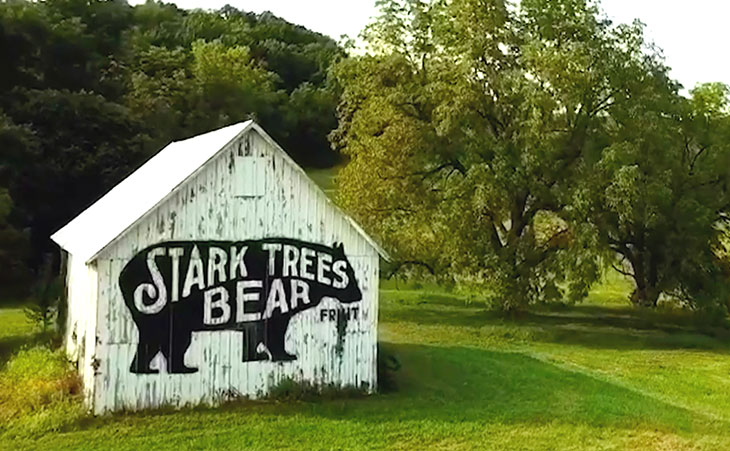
xmin=119 ymin=238 xmax=362 ymax=374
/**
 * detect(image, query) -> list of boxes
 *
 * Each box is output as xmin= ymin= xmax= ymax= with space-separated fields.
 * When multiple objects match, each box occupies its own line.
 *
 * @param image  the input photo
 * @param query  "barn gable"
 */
xmin=51 ymin=121 xmax=385 ymax=413
xmin=52 ymin=121 xmax=387 ymax=263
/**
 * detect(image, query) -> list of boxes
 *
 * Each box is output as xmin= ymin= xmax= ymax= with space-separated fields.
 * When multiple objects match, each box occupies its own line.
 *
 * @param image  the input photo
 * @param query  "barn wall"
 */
xmin=63 ymin=253 xmax=98 ymax=405
xmin=91 ymin=129 xmax=379 ymax=413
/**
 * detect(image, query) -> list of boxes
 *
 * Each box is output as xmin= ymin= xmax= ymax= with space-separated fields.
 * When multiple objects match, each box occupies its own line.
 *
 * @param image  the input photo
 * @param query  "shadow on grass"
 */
xmin=59 ymin=343 xmax=718 ymax=443
xmin=0 ymin=333 xmax=45 ymax=370
xmin=311 ymin=342 xmax=707 ymax=430
xmin=385 ymin=302 xmax=730 ymax=352
xmin=382 ymin=290 xmax=481 ymax=309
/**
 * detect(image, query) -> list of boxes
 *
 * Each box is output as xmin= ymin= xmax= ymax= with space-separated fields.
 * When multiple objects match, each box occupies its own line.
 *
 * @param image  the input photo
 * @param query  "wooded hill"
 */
xmin=0 ymin=0 xmax=344 ymax=297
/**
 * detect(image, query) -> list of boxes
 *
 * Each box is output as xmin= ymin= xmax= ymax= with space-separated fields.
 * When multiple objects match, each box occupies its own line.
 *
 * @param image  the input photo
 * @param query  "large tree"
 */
xmin=332 ymin=0 xmax=676 ymax=310
xmin=581 ymin=82 xmax=730 ymax=311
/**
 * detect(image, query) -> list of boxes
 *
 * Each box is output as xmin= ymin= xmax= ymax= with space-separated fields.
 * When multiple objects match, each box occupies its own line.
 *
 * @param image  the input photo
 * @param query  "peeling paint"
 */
xmin=335 ymin=309 xmax=348 ymax=358
xmin=64 ymin=128 xmax=380 ymax=414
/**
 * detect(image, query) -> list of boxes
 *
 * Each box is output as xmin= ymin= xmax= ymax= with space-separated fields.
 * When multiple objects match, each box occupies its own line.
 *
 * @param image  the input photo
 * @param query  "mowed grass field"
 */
xmin=2 ymin=272 xmax=730 ymax=450
xmin=3 ymin=170 xmax=730 ymax=449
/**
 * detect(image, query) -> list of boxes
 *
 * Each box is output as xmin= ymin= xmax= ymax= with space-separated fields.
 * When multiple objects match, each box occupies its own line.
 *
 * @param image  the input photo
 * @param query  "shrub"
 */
xmin=0 ymin=346 xmax=84 ymax=438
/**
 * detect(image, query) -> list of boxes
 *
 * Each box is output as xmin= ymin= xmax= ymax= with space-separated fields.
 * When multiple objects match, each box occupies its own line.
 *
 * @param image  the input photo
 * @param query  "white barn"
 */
xmin=51 ymin=121 xmax=387 ymax=414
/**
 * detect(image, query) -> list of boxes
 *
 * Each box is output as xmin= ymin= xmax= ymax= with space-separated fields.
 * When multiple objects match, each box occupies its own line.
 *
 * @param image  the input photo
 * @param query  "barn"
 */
xmin=51 ymin=121 xmax=387 ymax=414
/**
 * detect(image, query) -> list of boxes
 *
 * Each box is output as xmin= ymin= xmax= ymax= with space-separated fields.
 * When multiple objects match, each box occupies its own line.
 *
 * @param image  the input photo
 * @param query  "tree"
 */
xmin=123 ymin=4 xmax=344 ymax=166
xmin=0 ymin=0 xmax=347 ymax=294
xmin=190 ymin=39 xmax=282 ymax=130
xmin=124 ymin=45 xmax=196 ymax=151
xmin=24 ymin=253 xmax=62 ymax=332
xmin=0 ymin=114 xmax=34 ymax=301
xmin=6 ymin=89 xmax=150 ymax=264
xmin=582 ymin=82 xmax=730 ymax=312
xmin=284 ymin=82 xmax=340 ymax=167
xmin=332 ymin=0 xmax=671 ymax=310
xmin=0 ymin=188 xmax=30 ymax=301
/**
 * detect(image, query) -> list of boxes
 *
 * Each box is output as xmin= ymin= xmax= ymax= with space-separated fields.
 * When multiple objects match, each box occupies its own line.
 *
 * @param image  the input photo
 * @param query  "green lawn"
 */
xmin=0 ymin=308 xmax=36 ymax=365
xmin=306 ymin=165 xmax=340 ymax=197
xmin=2 ymin=274 xmax=730 ymax=449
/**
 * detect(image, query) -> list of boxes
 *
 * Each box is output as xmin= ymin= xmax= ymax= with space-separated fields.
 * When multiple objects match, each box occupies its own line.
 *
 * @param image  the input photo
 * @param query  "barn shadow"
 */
xmin=0 ymin=335 xmax=31 ymax=368
xmin=0 ymin=309 xmax=49 ymax=369
xmin=31 ymin=342 xmax=728 ymax=448
xmin=138 ymin=341 xmax=718 ymax=439
xmin=60 ymin=342 xmax=713 ymax=439
xmin=294 ymin=342 xmax=707 ymax=431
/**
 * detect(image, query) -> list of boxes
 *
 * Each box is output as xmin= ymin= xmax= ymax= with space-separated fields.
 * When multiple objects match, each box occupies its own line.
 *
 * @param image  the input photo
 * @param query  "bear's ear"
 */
xmin=331 ymin=242 xmax=345 ymax=256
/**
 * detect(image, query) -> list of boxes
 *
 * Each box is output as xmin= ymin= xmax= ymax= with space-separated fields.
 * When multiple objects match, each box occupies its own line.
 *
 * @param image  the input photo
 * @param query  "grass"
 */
xmin=306 ymin=165 xmax=340 ymax=197
xmin=0 ymin=308 xmax=40 ymax=367
xmin=0 ymin=310 xmax=84 ymax=440
xmin=2 ymin=272 xmax=730 ymax=449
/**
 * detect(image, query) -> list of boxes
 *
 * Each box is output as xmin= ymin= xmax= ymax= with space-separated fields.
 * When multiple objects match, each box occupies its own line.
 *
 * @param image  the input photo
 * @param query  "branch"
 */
xmin=692 ymin=176 xmax=723 ymax=189
xmin=475 ymin=107 xmax=505 ymax=138
xmin=530 ymin=228 xmax=571 ymax=264
xmin=482 ymin=208 xmax=508 ymax=241
xmin=386 ymin=260 xmax=436 ymax=279
xmin=611 ymin=262 xmax=634 ymax=278
xmin=608 ymin=237 xmax=635 ymax=263
xmin=544 ymin=228 xmax=570 ymax=248
xmin=688 ymin=145 xmax=709 ymax=174
xmin=414 ymin=160 xmax=466 ymax=179
xmin=370 ymin=206 xmax=416 ymax=213
xmin=588 ymin=88 xmax=621 ymax=117
xmin=378 ymin=159 xmax=466 ymax=182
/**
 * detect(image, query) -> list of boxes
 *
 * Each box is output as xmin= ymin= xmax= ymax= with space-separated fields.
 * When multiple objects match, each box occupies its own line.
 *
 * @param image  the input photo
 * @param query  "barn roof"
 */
xmin=51 ymin=121 xmax=389 ymax=262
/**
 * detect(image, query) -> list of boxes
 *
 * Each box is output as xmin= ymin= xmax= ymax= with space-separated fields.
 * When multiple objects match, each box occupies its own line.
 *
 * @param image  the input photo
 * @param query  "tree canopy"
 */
xmin=580 ymin=81 xmax=730 ymax=312
xmin=333 ymin=0 xmax=730 ymax=314
xmin=3 ymin=0 xmax=730 ymax=318
xmin=0 ymin=0 xmax=345 ymax=299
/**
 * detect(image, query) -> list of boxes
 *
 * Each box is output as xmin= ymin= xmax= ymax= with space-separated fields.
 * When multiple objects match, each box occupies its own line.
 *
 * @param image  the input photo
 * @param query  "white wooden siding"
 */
xmin=63 ymin=253 xmax=99 ymax=406
xmin=90 ymin=129 xmax=379 ymax=414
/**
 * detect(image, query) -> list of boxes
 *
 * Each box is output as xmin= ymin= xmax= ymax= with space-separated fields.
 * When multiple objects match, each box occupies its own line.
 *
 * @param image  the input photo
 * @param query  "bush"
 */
xmin=0 ymin=346 xmax=84 ymax=438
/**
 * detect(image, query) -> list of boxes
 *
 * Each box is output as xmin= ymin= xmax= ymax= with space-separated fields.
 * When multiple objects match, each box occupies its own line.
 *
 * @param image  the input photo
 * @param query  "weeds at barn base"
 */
xmin=0 ymin=345 xmax=84 ymax=439
xmin=265 ymin=377 xmax=369 ymax=402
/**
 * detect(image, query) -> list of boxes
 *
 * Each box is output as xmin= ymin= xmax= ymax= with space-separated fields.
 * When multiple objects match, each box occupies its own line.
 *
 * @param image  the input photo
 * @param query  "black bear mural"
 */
xmin=119 ymin=238 xmax=362 ymax=374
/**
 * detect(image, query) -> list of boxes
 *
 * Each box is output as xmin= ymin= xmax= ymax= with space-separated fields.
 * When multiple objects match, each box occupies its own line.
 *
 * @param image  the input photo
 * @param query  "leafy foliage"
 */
xmin=24 ymin=254 xmax=62 ymax=332
xmin=0 ymin=115 xmax=33 ymax=299
xmin=580 ymin=82 xmax=730 ymax=314
xmin=334 ymin=0 xmax=651 ymax=310
xmin=0 ymin=188 xmax=30 ymax=299
xmin=334 ymin=0 xmax=730 ymax=315
xmin=0 ymin=1 xmax=345 ymax=299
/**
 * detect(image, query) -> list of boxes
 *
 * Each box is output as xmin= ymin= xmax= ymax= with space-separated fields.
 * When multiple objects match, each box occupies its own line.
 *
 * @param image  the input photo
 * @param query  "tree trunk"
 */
xmin=629 ymin=252 xmax=660 ymax=307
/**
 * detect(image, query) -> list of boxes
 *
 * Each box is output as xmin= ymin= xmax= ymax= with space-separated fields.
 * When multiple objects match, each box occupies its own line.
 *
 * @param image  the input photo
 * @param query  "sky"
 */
xmin=128 ymin=0 xmax=729 ymax=91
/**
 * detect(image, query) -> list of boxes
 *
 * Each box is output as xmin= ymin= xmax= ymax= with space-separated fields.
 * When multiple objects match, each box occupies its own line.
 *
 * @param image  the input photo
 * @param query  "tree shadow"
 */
xmin=384 ymin=303 xmax=730 ymax=352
